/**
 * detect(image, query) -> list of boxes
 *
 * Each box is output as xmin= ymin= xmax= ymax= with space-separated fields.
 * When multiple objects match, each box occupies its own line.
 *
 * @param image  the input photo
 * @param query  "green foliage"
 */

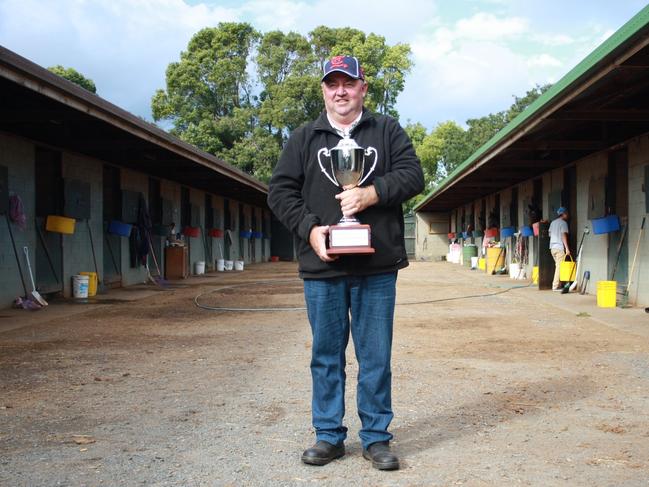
xmin=152 ymin=23 xmax=413 ymax=182
xmin=48 ymin=65 xmax=97 ymax=93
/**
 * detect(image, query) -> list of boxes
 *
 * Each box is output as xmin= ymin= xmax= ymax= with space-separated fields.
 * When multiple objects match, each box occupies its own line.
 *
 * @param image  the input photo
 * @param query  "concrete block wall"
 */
xmin=211 ymin=196 xmax=225 ymax=264
xmin=415 ymin=211 xmax=449 ymax=261
xmin=518 ymin=180 xmax=535 ymax=277
xmin=575 ymin=152 xmax=608 ymax=294
xmin=188 ymin=188 xmax=204 ymax=274
xmin=61 ymin=152 xmax=103 ymax=297
xmin=120 ymin=169 xmax=149 ymax=286
xmin=0 ymin=133 xmax=37 ymax=308
xmin=627 ymin=135 xmax=649 ymax=305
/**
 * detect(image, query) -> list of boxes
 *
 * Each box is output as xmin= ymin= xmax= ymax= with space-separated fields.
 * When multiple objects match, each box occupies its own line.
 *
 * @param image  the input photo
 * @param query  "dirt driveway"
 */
xmin=1 ymin=261 xmax=648 ymax=486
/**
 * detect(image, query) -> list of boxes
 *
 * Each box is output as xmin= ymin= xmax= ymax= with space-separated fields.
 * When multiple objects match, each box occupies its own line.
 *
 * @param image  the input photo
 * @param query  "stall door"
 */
xmin=607 ymin=150 xmax=629 ymax=289
xmin=34 ymin=147 xmax=63 ymax=294
xmin=224 ymin=199 xmax=231 ymax=260
xmin=102 ymin=165 xmax=122 ymax=286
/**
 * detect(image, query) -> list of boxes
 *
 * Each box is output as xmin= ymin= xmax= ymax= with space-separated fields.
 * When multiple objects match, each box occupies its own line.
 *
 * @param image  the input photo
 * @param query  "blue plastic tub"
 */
xmin=520 ymin=226 xmax=534 ymax=237
xmin=240 ymin=230 xmax=252 ymax=239
xmin=108 ymin=220 xmax=132 ymax=237
xmin=500 ymin=226 xmax=516 ymax=238
xmin=592 ymin=215 xmax=620 ymax=235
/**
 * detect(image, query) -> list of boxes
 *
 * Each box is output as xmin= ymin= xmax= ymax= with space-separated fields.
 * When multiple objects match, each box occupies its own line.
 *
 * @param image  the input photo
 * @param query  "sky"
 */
xmin=0 ymin=0 xmax=647 ymax=131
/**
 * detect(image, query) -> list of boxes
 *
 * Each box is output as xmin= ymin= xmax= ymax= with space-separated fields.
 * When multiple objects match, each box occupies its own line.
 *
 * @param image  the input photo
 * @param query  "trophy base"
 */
xmin=327 ymin=224 xmax=375 ymax=255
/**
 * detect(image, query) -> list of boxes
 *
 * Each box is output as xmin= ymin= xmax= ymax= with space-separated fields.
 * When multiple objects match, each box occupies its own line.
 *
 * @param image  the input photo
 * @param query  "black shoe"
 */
xmin=362 ymin=441 xmax=400 ymax=470
xmin=301 ymin=440 xmax=345 ymax=466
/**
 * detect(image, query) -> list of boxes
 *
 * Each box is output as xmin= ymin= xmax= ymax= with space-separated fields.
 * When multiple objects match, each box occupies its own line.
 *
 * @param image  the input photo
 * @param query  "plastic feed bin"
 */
xmin=108 ymin=220 xmax=132 ymax=237
xmin=46 ymin=215 xmax=76 ymax=234
xmin=592 ymin=215 xmax=621 ymax=235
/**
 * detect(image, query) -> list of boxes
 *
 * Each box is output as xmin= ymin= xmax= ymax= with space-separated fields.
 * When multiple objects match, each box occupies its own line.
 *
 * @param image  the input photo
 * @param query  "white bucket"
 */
xmin=470 ymin=256 xmax=478 ymax=269
xmin=224 ymin=260 xmax=234 ymax=271
xmin=509 ymin=263 xmax=526 ymax=279
xmin=194 ymin=261 xmax=205 ymax=275
xmin=72 ymin=275 xmax=89 ymax=298
xmin=234 ymin=260 xmax=244 ymax=271
xmin=216 ymin=259 xmax=225 ymax=272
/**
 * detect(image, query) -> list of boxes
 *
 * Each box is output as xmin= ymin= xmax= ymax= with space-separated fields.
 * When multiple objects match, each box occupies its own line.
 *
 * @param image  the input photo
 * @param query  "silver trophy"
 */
xmin=317 ymin=137 xmax=377 ymax=254
xmin=317 ymin=137 xmax=378 ymax=225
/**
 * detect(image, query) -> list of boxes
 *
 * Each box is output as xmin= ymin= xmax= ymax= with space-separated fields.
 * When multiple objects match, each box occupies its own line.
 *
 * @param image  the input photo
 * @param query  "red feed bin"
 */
xmin=182 ymin=226 xmax=200 ymax=238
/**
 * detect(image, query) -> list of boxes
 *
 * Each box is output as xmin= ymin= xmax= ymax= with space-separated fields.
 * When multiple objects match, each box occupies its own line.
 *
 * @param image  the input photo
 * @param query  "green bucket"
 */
xmin=462 ymin=245 xmax=478 ymax=267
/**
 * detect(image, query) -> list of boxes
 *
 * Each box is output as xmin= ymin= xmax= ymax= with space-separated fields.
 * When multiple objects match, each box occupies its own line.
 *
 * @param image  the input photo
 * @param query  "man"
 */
xmin=549 ymin=206 xmax=571 ymax=291
xmin=267 ymin=55 xmax=424 ymax=470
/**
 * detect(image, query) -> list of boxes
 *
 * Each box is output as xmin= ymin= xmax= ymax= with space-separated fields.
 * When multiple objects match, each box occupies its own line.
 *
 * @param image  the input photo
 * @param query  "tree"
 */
xmin=407 ymin=84 xmax=553 ymax=211
xmin=152 ymin=24 xmax=413 ymax=182
xmin=48 ymin=65 xmax=96 ymax=93
xmin=152 ymin=23 xmax=260 ymax=154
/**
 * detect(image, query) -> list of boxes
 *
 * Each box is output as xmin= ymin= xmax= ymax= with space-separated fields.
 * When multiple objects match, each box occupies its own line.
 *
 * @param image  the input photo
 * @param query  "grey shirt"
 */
xmin=549 ymin=217 xmax=569 ymax=250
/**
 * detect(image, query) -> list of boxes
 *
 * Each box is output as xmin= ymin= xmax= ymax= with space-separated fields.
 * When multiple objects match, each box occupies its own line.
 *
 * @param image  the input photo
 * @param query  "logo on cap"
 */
xmin=330 ymin=56 xmax=349 ymax=69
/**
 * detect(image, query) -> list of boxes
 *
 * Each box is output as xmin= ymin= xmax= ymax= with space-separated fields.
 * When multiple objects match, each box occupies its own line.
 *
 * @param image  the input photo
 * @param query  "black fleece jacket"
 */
xmin=267 ymin=109 xmax=425 ymax=279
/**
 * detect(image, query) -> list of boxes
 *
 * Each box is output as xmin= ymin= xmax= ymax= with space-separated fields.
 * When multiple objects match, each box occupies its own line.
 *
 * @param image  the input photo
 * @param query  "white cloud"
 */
xmin=527 ymin=53 xmax=562 ymax=68
xmin=534 ymin=33 xmax=575 ymax=46
xmin=0 ymin=0 xmax=239 ymax=117
xmin=454 ymin=12 xmax=528 ymax=41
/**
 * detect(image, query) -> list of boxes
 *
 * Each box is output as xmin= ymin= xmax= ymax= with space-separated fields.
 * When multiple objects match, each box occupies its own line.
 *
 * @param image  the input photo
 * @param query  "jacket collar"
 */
xmin=313 ymin=108 xmax=374 ymax=136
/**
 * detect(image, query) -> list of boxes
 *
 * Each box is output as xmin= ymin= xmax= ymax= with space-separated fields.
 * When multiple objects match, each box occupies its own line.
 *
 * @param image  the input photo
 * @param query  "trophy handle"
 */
xmin=317 ymin=148 xmax=339 ymax=187
xmin=358 ymin=146 xmax=378 ymax=186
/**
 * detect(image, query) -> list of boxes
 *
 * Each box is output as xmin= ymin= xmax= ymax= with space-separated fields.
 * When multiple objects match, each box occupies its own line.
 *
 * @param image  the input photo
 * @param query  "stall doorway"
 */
xmin=34 ymin=147 xmax=63 ymax=294
xmin=607 ymin=150 xmax=629 ymax=289
xmin=223 ymin=199 xmax=231 ymax=260
xmin=102 ymin=165 xmax=122 ymax=286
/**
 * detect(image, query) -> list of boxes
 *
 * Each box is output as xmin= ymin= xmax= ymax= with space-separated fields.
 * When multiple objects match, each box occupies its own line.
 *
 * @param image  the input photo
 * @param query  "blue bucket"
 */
xmin=108 ymin=220 xmax=132 ymax=237
xmin=500 ymin=226 xmax=516 ymax=238
xmin=592 ymin=215 xmax=620 ymax=235
xmin=520 ymin=226 xmax=534 ymax=237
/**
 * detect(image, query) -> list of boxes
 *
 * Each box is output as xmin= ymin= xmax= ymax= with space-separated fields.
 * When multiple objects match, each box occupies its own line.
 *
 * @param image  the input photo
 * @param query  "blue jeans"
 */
xmin=303 ymin=272 xmax=397 ymax=449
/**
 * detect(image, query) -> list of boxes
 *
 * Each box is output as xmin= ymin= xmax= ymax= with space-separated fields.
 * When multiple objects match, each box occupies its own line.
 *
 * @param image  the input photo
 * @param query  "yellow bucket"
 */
xmin=79 ymin=271 xmax=98 ymax=297
xmin=486 ymin=247 xmax=505 ymax=274
xmin=559 ymin=256 xmax=576 ymax=281
xmin=478 ymin=258 xmax=486 ymax=270
xmin=597 ymin=281 xmax=617 ymax=308
xmin=532 ymin=266 xmax=539 ymax=284
xmin=46 ymin=215 xmax=75 ymax=234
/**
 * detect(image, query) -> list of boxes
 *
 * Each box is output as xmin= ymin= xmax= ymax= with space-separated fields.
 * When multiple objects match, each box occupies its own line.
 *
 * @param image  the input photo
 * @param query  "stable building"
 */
xmin=415 ymin=6 xmax=649 ymax=307
xmin=0 ymin=46 xmax=271 ymax=308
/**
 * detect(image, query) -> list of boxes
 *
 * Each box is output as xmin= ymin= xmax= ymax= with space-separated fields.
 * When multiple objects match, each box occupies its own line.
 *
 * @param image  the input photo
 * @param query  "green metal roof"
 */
xmin=414 ymin=4 xmax=649 ymax=212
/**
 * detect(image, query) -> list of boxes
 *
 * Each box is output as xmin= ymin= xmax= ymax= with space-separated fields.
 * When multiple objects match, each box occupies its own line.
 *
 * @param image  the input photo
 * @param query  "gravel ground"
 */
xmin=1 ymin=261 xmax=648 ymax=487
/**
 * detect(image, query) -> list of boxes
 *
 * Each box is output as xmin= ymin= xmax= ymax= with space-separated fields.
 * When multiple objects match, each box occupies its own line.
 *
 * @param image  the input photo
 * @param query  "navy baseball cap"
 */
xmin=557 ymin=206 xmax=568 ymax=215
xmin=322 ymin=55 xmax=365 ymax=81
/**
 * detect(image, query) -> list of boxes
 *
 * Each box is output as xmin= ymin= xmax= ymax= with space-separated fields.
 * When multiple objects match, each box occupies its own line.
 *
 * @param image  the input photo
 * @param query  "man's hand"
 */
xmin=309 ymin=225 xmax=338 ymax=262
xmin=335 ymin=185 xmax=379 ymax=218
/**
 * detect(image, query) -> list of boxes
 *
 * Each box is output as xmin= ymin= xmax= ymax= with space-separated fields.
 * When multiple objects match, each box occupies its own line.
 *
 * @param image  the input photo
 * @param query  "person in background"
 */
xmin=549 ymin=207 xmax=571 ymax=291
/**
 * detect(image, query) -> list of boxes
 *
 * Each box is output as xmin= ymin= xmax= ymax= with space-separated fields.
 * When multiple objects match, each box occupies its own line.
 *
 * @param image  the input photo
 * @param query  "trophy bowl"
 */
xmin=331 ymin=147 xmax=365 ymax=188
